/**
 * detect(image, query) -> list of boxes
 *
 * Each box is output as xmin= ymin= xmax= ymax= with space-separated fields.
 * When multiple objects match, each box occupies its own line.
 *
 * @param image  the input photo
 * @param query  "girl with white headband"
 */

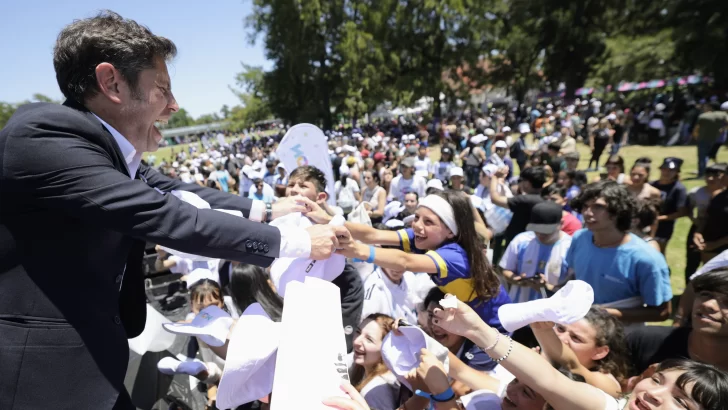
xmin=306 ymin=190 xmax=510 ymax=332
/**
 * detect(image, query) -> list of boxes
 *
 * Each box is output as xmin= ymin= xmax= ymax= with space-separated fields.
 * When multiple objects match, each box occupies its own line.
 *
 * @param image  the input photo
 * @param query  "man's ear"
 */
xmin=94 ymin=63 xmax=124 ymax=104
xmin=316 ymin=191 xmax=328 ymax=204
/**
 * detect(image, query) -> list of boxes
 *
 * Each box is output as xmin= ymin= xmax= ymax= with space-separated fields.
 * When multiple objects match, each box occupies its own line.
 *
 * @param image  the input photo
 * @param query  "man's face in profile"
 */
xmin=119 ymin=57 xmax=179 ymax=153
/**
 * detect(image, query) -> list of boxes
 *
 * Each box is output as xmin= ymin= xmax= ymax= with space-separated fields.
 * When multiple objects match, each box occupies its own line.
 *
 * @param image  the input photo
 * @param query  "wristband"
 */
xmin=415 ymin=387 xmax=455 ymax=403
xmin=353 ymin=245 xmax=375 ymax=264
xmin=265 ymin=203 xmax=273 ymax=223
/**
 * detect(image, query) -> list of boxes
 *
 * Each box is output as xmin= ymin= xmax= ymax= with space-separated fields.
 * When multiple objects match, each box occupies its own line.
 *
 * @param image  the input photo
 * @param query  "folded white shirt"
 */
xmin=269 ymin=213 xmax=346 ymax=297
xmin=497 ymin=280 xmax=594 ymax=332
xmin=162 ymin=305 xmax=233 ymax=347
xmin=381 ymin=326 xmax=449 ymax=390
xmin=217 ymin=303 xmax=280 ymax=410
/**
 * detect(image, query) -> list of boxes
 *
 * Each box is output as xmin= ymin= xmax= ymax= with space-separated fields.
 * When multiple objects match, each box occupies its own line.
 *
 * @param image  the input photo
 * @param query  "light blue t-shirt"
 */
xmin=215 ymin=170 xmax=230 ymax=192
xmin=565 ymin=230 xmax=672 ymax=306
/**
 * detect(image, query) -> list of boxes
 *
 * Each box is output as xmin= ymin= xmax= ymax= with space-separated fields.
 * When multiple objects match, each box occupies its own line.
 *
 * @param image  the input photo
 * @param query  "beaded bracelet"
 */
xmin=491 ymin=336 xmax=513 ymax=363
xmin=482 ymin=330 xmax=501 ymax=351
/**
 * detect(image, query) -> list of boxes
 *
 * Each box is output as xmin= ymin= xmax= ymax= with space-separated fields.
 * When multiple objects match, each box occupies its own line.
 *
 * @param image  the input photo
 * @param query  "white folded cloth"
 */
xmin=271 ymin=277 xmax=350 ymax=409
xmin=497 ymin=280 xmax=594 ymax=332
xmin=185 ymin=268 xmax=219 ymax=286
xmin=381 ymin=326 xmax=450 ymax=390
xmin=157 ymin=357 xmax=207 ymax=377
xmin=217 ymin=303 xmax=280 ymax=410
xmin=269 ymin=213 xmax=346 ymax=297
xmin=460 ymin=390 xmax=502 ymax=410
xmin=162 ymin=305 xmax=233 ymax=347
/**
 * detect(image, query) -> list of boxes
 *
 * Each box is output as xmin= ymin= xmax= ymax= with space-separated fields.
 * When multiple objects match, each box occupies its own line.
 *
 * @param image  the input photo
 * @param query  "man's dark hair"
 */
xmin=571 ymin=180 xmax=635 ymax=231
xmin=287 ymin=165 xmax=327 ymax=193
xmin=53 ymin=10 xmax=177 ymax=103
xmin=404 ymin=191 xmax=419 ymax=200
xmin=266 ymin=160 xmax=275 ymax=168
xmin=547 ymin=142 xmax=562 ymax=152
xmin=693 ymin=268 xmax=728 ymax=299
xmin=520 ymin=166 xmax=547 ymax=190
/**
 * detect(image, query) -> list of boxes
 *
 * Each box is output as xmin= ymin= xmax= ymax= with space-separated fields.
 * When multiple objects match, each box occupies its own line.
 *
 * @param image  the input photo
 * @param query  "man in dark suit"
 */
xmin=0 ymin=11 xmax=349 ymax=409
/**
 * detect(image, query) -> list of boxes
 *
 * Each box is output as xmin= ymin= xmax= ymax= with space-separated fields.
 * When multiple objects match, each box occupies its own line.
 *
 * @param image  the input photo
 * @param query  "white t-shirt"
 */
xmin=389 ymin=175 xmax=426 ymax=202
xmin=414 ymin=157 xmax=432 ymax=177
xmin=335 ymin=178 xmax=361 ymax=210
xmin=499 ymin=232 xmax=572 ymax=303
xmin=361 ymin=268 xmax=419 ymax=324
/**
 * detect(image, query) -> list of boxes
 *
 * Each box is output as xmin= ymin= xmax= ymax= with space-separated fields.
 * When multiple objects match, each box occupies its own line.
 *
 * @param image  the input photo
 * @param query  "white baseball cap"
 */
xmin=384 ymin=219 xmax=404 ymax=228
xmin=381 ymin=326 xmax=450 ymax=390
xmin=470 ymin=134 xmax=487 ymax=144
xmin=501 ymin=126 xmax=511 ymax=133
xmin=383 ymin=201 xmax=406 ymax=223
xmin=449 ymin=167 xmax=464 ymax=178
xmin=481 ymin=163 xmax=498 ymax=177
xmin=216 ymin=303 xmax=280 ymax=410
xmin=426 ymin=179 xmax=444 ymax=191
xmin=494 ymin=140 xmax=508 ymax=150
xmin=484 ymin=128 xmax=495 ymax=136
xmin=185 ymin=268 xmax=219 ymax=287
xmin=162 ymin=305 xmax=234 ymax=347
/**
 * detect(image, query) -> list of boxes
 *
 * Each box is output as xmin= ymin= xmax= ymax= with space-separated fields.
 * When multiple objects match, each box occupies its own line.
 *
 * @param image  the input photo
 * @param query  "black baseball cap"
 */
xmin=660 ymin=157 xmax=683 ymax=171
xmin=527 ymin=202 xmax=562 ymax=234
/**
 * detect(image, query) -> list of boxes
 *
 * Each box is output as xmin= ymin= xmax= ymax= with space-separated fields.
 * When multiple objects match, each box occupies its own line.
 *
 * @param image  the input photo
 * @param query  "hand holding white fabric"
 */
xmin=497 ymin=280 xmax=594 ymax=332
xmin=380 ymin=326 xmax=449 ymax=390
xmin=431 ymin=295 xmax=485 ymax=341
xmin=272 ymin=195 xmax=310 ymax=220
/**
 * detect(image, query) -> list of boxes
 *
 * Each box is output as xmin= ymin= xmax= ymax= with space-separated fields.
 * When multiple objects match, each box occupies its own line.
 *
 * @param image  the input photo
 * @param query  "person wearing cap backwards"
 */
xmin=0 ymin=13 xmax=351 ymax=410
xmin=499 ymin=202 xmax=573 ymax=304
xmin=651 ymin=157 xmax=689 ymax=255
xmin=388 ymin=157 xmax=427 ymax=202
xmin=693 ymin=101 xmax=728 ymax=177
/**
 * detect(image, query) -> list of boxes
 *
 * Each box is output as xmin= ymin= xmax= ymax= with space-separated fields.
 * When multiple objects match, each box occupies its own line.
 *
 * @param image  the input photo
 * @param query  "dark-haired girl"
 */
xmin=531 ymin=308 xmax=631 ymax=398
xmin=228 ymin=263 xmax=283 ymax=322
xmin=310 ymin=190 xmax=511 ymax=332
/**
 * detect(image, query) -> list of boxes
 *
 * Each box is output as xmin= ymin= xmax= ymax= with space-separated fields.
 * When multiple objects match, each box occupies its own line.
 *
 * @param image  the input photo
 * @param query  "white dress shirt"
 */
xmin=92 ymin=115 xmax=311 ymax=259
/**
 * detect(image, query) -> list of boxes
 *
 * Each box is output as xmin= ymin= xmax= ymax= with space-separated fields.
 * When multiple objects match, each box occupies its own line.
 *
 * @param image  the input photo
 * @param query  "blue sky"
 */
xmin=0 ymin=0 xmax=271 ymax=118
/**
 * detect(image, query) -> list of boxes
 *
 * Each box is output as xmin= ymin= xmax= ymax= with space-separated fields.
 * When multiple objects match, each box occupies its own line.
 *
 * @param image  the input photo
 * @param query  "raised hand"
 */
xmin=307 ymin=224 xmax=351 ymax=260
xmin=431 ymin=294 xmax=486 ymax=341
xmin=271 ymin=195 xmax=309 ymax=219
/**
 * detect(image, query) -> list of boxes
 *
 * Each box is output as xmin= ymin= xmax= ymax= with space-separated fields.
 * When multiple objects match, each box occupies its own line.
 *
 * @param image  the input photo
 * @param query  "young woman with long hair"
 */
xmin=627 ymin=158 xmax=662 ymax=200
xmin=306 ymin=189 xmax=511 ymax=331
xmin=360 ymin=170 xmax=387 ymax=223
xmin=349 ymin=314 xmax=398 ymax=410
xmin=531 ymin=308 xmax=631 ymax=398
xmin=229 ymin=263 xmax=284 ymax=321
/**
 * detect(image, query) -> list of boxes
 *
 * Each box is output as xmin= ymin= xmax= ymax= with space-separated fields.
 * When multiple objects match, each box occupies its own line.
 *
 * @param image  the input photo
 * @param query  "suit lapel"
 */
xmin=62 ymin=99 xmax=131 ymax=178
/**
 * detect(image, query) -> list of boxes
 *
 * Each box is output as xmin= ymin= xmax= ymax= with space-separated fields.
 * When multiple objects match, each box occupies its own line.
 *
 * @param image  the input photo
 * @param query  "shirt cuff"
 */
xmin=276 ymin=225 xmax=311 ymax=259
xmin=249 ymin=200 xmax=266 ymax=222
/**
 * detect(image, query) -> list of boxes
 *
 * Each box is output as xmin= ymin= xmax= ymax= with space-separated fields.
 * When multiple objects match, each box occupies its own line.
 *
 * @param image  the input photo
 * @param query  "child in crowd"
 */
xmin=308 ymin=189 xmax=511 ymax=332
xmin=349 ymin=314 xmax=399 ymax=410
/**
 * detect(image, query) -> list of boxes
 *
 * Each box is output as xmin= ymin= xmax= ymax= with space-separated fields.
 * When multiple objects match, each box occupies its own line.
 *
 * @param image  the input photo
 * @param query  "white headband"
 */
xmin=417 ymin=195 xmax=459 ymax=236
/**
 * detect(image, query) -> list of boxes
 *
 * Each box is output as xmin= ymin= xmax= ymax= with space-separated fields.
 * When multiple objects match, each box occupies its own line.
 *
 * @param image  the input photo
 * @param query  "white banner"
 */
xmin=276 ymin=124 xmax=336 ymax=206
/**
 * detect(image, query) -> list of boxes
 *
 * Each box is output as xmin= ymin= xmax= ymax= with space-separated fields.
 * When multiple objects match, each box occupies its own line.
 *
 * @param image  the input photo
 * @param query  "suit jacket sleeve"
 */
xmin=4 ymin=128 xmax=281 ymax=267
xmin=139 ymin=164 xmax=258 ymax=216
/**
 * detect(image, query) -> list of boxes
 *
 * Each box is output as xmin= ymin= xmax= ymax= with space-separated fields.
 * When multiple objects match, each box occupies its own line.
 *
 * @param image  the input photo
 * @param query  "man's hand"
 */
xmin=307 ymin=225 xmax=351 ymax=260
xmin=299 ymin=197 xmax=334 ymax=225
xmin=693 ymin=232 xmax=705 ymax=251
xmin=271 ymin=195 xmax=309 ymax=220
xmin=494 ymin=166 xmax=508 ymax=179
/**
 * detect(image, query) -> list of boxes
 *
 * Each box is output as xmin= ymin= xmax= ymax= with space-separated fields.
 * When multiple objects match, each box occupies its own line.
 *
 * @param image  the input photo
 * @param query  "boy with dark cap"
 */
xmin=652 ymin=157 xmax=689 ymax=255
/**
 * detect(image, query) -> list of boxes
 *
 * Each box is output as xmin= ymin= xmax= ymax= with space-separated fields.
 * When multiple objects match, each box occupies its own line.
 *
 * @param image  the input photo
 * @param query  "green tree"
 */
xmin=229 ymin=64 xmax=273 ymax=128
xmin=195 ymin=113 xmax=221 ymax=125
xmin=670 ymin=0 xmax=728 ymax=89
xmin=163 ymin=108 xmax=194 ymax=129
xmin=0 ymin=102 xmax=18 ymax=130
xmin=220 ymin=104 xmax=231 ymax=119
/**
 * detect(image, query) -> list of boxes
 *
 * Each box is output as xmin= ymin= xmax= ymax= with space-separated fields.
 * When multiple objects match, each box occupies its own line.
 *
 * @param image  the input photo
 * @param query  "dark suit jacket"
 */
xmin=0 ymin=101 xmax=282 ymax=409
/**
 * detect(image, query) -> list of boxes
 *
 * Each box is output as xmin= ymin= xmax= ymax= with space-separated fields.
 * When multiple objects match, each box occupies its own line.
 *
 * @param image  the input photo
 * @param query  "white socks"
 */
xmin=497 ymin=280 xmax=594 ymax=332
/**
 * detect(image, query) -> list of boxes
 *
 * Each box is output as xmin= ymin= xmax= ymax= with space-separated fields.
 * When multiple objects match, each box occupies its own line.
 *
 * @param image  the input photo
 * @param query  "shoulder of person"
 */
xmin=2 ymin=102 xmax=104 ymax=143
xmin=510 ymin=230 xmax=537 ymax=246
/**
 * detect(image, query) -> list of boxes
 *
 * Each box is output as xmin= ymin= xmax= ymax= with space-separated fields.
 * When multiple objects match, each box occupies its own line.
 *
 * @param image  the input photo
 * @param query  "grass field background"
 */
xmin=146 ymin=135 xmax=727 ymax=303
